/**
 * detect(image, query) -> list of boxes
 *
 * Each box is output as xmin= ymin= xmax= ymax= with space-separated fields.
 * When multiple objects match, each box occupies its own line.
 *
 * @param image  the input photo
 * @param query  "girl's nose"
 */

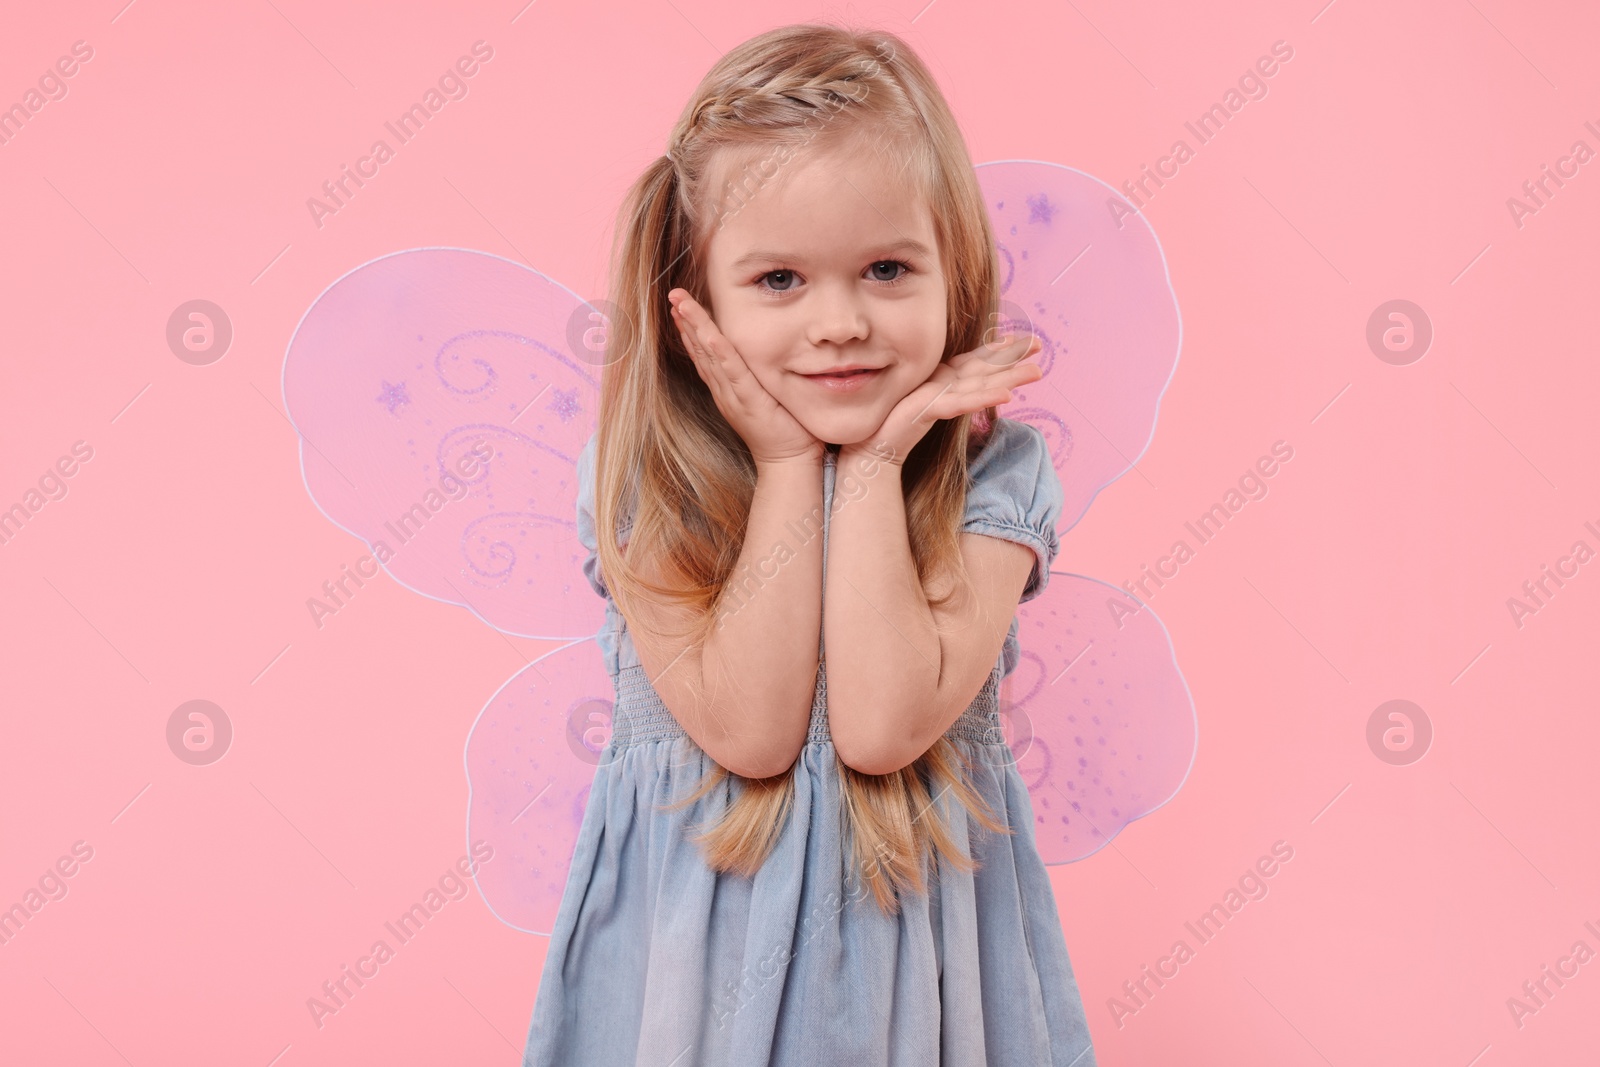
xmin=804 ymin=282 xmax=869 ymax=348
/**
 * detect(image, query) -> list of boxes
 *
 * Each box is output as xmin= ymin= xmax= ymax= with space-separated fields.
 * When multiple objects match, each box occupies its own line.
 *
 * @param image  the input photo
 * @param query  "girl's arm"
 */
xmin=621 ymin=452 xmax=825 ymax=780
xmin=822 ymin=447 xmax=1035 ymax=776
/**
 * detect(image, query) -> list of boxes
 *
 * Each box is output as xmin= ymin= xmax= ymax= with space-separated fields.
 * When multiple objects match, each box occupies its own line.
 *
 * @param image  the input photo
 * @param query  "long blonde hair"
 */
xmin=592 ymin=22 xmax=1013 ymax=914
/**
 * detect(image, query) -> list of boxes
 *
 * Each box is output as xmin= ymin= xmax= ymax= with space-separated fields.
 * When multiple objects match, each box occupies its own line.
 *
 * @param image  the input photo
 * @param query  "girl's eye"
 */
xmin=868 ymin=260 xmax=911 ymax=284
xmin=758 ymin=269 xmax=797 ymax=293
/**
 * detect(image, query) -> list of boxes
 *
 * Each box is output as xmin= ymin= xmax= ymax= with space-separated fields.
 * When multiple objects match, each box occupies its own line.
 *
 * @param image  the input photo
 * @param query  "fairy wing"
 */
xmin=976 ymin=161 xmax=1195 ymax=864
xmin=997 ymin=574 xmax=1197 ymax=864
xmin=281 ymin=247 xmax=603 ymax=641
xmin=462 ymin=638 xmax=615 ymax=934
xmin=282 ymin=247 xmax=612 ymax=933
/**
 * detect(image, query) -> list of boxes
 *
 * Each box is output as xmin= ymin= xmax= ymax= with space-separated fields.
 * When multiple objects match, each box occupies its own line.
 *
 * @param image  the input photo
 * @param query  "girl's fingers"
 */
xmin=671 ymin=294 xmax=769 ymax=420
xmin=934 ymin=361 xmax=1037 ymax=418
xmin=950 ymin=346 xmax=1041 ymax=398
xmin=977 ymin=333 xmax=1041 ymax=367
xmin=674 ymin=293 xmax=755 ymax=391
xmin=672 ymin=302 xmax=718 ymax=373
xmin=1003 ymin=359 xmax=1044 ymax=387
xmin=673 ymin=295 xmax=724 ymax=369
xmin=893 ymin=339 xmax=1038 ymax=429
xmin=949 ymin=333 xmax=1039 ymax=374
xmin=673 ymin=293 xmax=720 ymax=354
xmin=672 ymin=311 xmax=725 ymax=397
xmin=669 ymin=306 xmax=699 ymax=362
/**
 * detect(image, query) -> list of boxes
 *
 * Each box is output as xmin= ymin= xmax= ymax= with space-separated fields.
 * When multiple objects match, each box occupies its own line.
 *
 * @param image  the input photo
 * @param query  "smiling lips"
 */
xmin=801 ymin=366 xmax=883 ymax=392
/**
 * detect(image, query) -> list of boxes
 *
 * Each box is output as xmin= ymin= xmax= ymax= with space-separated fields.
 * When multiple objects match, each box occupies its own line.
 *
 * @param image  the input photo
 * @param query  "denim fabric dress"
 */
xmin=522 ymin=417 xmax=1097 ymax=1066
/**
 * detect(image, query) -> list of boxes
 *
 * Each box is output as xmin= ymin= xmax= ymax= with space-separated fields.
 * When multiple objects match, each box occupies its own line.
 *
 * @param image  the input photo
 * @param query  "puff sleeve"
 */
xmin=960 ymin=418 xmax=1063 ymax=603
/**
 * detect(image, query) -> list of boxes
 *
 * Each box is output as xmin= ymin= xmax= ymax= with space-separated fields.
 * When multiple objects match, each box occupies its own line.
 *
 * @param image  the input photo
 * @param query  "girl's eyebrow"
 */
xmin=729 ymin=237 xmax=934 ymax=270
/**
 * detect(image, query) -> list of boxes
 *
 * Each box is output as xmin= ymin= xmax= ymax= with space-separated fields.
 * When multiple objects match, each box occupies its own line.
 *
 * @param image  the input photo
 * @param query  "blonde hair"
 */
xmin=592 ymin=22 xmax=1013 ymax=914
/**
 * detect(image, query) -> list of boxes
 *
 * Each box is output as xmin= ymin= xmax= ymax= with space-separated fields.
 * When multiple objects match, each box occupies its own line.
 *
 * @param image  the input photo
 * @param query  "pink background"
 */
xmin=3 ymin=0 xmax=1597 ymax=1063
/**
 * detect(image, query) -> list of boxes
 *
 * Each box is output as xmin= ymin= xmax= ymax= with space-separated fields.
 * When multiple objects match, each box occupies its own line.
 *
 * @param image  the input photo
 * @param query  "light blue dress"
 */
xmin=522 ymin=418 xmax=1097 ymax=1066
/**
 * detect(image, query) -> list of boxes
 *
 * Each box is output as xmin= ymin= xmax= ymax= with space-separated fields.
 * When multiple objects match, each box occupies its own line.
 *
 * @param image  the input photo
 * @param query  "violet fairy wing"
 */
xmin=977 ymin=162 xmax=1197 ymax=863
xmin=282 ymin=247 xmax=616 ymax=931
xmin=464 ymin=638 xmax=617 ymax=935
xmin=997 ymin=574 xmax=1197 ymax=864
xmin=282 ymin=247 xmax=604 ymax=640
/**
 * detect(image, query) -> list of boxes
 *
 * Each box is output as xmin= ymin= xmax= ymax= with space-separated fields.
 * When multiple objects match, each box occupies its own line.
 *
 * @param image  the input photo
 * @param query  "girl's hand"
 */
xmin=842 ymin=332 xmax=1043 ymax=467
xmin=668 ymin=289 xmax=824 ymax=466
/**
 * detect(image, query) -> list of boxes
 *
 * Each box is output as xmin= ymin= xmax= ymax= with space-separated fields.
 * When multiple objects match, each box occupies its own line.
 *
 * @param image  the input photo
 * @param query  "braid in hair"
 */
xmin=665 ymin=38 xmax=900 ymax=176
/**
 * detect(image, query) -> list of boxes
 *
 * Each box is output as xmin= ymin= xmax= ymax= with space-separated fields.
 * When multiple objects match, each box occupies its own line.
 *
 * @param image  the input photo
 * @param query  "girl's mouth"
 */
xmin=801 ymin=368 xmax=883 ymax=393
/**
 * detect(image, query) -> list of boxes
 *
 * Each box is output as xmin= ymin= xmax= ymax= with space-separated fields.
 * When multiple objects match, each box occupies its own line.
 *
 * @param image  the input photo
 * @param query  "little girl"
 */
xmin=524 ymin=23 xmax=1096 ymax=1066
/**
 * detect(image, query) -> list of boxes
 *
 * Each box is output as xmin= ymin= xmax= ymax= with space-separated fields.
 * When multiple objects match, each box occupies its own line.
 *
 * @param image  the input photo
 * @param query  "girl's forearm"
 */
xmin=822 ymin=447 xmax=945 ymax=774
xmin=699 ymin=454 xmax=826 ymax=777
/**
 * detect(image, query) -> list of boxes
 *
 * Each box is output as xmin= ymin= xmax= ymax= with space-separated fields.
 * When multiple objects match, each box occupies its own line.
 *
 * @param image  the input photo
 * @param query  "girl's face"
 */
xmin=700 ymin=139 xmax=948 ymax=449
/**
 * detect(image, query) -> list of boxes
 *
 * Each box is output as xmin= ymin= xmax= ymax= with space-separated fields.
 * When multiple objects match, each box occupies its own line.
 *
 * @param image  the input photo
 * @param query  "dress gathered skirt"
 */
xmin=523 ymin=420 xmax=1097 ymax=1065
xmin=521 ymin=663 xmax=1098 ymax=1066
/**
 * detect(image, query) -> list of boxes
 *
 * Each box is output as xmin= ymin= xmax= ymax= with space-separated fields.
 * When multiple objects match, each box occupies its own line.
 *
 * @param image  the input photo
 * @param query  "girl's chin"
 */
xmin=792 ymin=394 xmax=916 ymax=450
xmin=801 ymin=420 xmax=880 ymax=451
